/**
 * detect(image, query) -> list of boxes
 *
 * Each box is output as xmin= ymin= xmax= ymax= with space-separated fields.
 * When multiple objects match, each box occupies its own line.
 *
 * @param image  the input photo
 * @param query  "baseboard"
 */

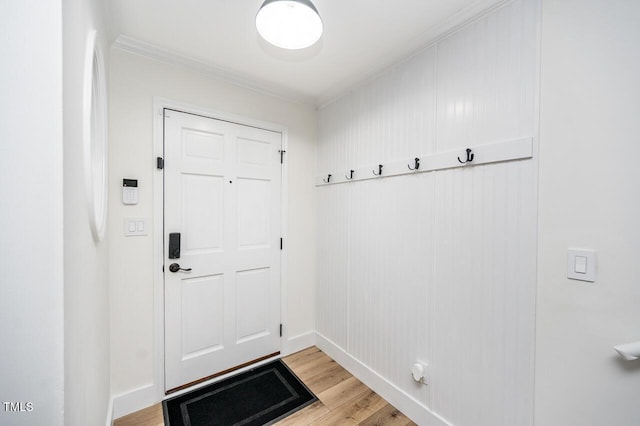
xmin=111 ymin=383 xmax=159 ymax=420
xmin=315 ymin=332 xmax=451 ymax=426
xmin=282 ymin=330 xmax=316 ymax=356
xmin=105 ymin=395 xmax=114 ymax=426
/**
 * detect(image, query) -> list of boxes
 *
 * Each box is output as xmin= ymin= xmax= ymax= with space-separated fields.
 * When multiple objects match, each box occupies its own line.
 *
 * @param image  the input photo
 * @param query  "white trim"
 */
xmin=111 ymin=384 xmax=157 ymax=420
xmin=151 ymin=96 xmax=290 ymax=409
xmin=113 ymin=36 xmax=315 ymax=106
xmin=317 ymin=0 xmax=513 ymax=108
xmin=414 ymin=0 xmax=512 ymax=45
xmin=152 ymin=100 xmax=166 ymax=405
xmin=531 ymin=0 xmax=543 ymax=421
xmin=279 ymin=127 xmax=290 ymax=355
xmin=282 ymin=331 xmax=316 ymax=356
xmin=154 ymin=98 xmax=290 ymax=134
xmin=315 ymin=332 xmax=453 ymax=426
xmin=105 ymin=395 xmax=114 ymax=426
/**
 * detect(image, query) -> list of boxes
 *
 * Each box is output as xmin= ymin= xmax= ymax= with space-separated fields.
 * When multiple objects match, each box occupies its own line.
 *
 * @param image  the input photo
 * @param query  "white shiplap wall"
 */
xmin=316 ymin=1 xmax=538 ymax=425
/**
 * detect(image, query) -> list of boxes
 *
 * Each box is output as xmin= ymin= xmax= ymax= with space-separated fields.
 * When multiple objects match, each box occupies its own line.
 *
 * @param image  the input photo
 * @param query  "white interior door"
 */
xmin=164 ymin=109 xmax=282 ymax=391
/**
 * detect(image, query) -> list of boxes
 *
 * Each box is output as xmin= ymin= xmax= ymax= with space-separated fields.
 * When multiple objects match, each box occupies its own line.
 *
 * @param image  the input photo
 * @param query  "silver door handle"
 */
xmin=169 ymin=263 xmax=192 ymax=273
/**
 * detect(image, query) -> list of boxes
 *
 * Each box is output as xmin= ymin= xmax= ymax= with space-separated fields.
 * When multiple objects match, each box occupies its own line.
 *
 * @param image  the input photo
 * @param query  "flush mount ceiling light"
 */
xmin=256 ymin=0 xmax=323 ymax=50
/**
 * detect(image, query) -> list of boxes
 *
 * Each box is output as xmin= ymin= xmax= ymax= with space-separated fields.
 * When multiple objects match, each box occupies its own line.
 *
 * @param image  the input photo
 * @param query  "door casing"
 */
xmin=152 ymin=97 xmax=289 ymax=402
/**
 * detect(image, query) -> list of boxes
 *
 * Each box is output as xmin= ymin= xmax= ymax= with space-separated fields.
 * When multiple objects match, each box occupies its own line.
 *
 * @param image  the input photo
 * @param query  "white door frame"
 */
xmin=151 ymin=97 xmax=289 ymax=401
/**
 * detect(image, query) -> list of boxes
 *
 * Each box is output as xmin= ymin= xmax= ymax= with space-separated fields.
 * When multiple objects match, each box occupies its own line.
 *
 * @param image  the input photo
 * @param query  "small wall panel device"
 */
xmin=122 ymin=178 xmax=138 ymax=205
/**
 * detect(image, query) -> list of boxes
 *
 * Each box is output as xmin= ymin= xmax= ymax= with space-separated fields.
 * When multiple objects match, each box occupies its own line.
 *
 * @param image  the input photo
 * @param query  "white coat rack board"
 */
xmin=315 ymin=137 xmax=533 ymax=186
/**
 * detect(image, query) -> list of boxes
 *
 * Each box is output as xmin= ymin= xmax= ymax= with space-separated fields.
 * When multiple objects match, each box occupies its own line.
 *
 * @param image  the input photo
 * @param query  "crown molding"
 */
xmin=316 ymin=0 xmax=510 ymax=108
xmin=112 ymin=0 xmax=507 ymax=109
xmin=111 ymin=35 xmax=317 ymax=106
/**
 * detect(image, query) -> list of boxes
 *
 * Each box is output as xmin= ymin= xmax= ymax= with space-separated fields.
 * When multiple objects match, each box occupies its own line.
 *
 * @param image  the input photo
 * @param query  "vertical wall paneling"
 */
xmin=431 ymin=0 xmax=538 ymax=424
xmin=316 ymin=1 xmax=538 ymax=425
xmin=316 ymin=184 xmax=350 ymax=349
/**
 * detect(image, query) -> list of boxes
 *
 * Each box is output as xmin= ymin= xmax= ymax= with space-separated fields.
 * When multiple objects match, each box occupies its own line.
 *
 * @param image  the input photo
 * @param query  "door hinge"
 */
xmin=157 ymin=157 xmax=164 ymax=170
xmin=280 ymin=238 xmax=283 ymax=250
xmin=279 ymin=324 xmax=283 ymax=337
xmin=278 ymin=150 xmax=286 ymax=164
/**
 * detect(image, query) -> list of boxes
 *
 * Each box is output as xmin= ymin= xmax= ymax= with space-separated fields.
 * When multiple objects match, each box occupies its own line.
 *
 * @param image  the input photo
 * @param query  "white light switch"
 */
xmin=567 ymin=249 xmax=596 ymax=282
xmin=574 ymin=256 xmax=587 ymax=274
xmin=125 ymin=218 xmax=148 ymax=236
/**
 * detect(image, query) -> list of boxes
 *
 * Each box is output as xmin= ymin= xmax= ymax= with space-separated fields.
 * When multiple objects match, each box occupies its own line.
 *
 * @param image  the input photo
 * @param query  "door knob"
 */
xmin=169 ymin=263 xmax=192 ymax=273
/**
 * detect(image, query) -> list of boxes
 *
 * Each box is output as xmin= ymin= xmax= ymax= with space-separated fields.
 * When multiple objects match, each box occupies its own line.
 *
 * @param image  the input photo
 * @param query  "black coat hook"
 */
xmin=372 ymin=164 xmax=383 ymax=176
xmin=323 ymin=174 xmax=332 ymax=183
xmin=345 ymin=169 xmax=354 ymax=180
xmin=458 ymin=148 xmax=474 ymax=164
xmin=408 ymin=157 xmax=420 ymax=171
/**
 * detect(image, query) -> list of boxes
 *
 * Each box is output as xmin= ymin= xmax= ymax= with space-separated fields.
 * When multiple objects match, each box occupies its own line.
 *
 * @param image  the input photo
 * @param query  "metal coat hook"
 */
xmin=408 ymin=157 xmax=420 ymax=171
xmin=345 ymin=169 xmax=354 ymax=180
xmin=323 ymin=174 xmax=332 ymax=183
xmin=372 ymin=164 xmax=383 ymax=176
xmin=458 ymin=148 xmax=474 ymax=164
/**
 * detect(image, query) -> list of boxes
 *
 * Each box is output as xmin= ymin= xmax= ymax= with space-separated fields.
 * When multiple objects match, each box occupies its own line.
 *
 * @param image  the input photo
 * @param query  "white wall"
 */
xmin=0 ymin=1 xmax=64 ymax=425
xmin=535 ymin=0 xmax=640 ymax=424
xmin=316 ymin=1 xmax=538 ymax=425
xmin=62 ymin=0 xmax=113 ymax=424
xmin=108 ymin=48 xmax=317 ymax=414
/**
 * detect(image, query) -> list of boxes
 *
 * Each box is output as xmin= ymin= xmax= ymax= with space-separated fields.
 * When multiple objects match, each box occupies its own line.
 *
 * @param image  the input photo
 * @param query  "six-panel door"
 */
xmin=164 ymin=110 xmax=282 ymax=391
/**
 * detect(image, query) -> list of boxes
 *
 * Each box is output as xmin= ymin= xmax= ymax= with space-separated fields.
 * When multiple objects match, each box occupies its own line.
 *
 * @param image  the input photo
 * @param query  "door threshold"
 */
xmin=165 ymin=351 xmax=281 ymax=395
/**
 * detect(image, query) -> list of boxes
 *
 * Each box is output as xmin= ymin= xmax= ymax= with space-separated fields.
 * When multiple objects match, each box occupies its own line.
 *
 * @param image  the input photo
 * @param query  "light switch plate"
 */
xmin=567 ymin=249 xmax=596 ymax=282
xmin=124 ymin=218 xmax=147 ymax=236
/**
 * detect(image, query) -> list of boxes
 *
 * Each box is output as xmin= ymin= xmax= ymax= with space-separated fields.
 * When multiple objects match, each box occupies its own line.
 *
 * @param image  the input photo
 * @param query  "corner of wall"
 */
xmin=62 ymin=0 xmax=112 ymax=424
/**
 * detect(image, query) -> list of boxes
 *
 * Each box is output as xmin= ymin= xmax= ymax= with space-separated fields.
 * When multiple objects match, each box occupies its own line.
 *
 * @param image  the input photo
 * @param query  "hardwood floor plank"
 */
xmin=300 ymin=361 xmax=353 ymax=395
xmin=359 ymin=403 xmax=417 ymax=426
xmin=272 ymin=400 xmax=330 ymax=426
xmin=310 ymin=390 xmax=388 ymax=426
xmin=281 ymin=346 xmax=324 ymax=369
xmin=316 ymin=376 xmax=370 ymax=410
xmin=286 ymin=352 xmax=336 ymax=380
xmin=113 ymin=403 xmax=163 ymax=426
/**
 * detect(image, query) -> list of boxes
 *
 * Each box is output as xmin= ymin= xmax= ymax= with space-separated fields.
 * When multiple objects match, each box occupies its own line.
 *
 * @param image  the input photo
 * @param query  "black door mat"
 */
xmin=163 ymin=359 xmax=317 ymax=426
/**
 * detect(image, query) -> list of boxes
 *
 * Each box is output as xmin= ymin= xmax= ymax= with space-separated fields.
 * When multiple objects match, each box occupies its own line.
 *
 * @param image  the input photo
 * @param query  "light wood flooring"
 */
xmin=114 ymin=346 xmax=416 ymax=426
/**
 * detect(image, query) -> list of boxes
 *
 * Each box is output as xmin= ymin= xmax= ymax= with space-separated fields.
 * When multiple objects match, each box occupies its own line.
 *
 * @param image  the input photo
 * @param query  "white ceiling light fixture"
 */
xmin=256 ymin=0 xmax=323 ymax=50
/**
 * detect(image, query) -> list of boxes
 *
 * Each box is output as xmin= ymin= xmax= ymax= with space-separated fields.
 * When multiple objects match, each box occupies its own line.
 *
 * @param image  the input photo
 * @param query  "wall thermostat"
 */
xmin=122 ymin=178 xmax=138 ymax=205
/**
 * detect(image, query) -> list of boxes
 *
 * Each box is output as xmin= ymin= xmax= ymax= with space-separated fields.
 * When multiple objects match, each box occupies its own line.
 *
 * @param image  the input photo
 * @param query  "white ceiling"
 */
xmin=109 ymin=0 xmax=503 ymax=105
